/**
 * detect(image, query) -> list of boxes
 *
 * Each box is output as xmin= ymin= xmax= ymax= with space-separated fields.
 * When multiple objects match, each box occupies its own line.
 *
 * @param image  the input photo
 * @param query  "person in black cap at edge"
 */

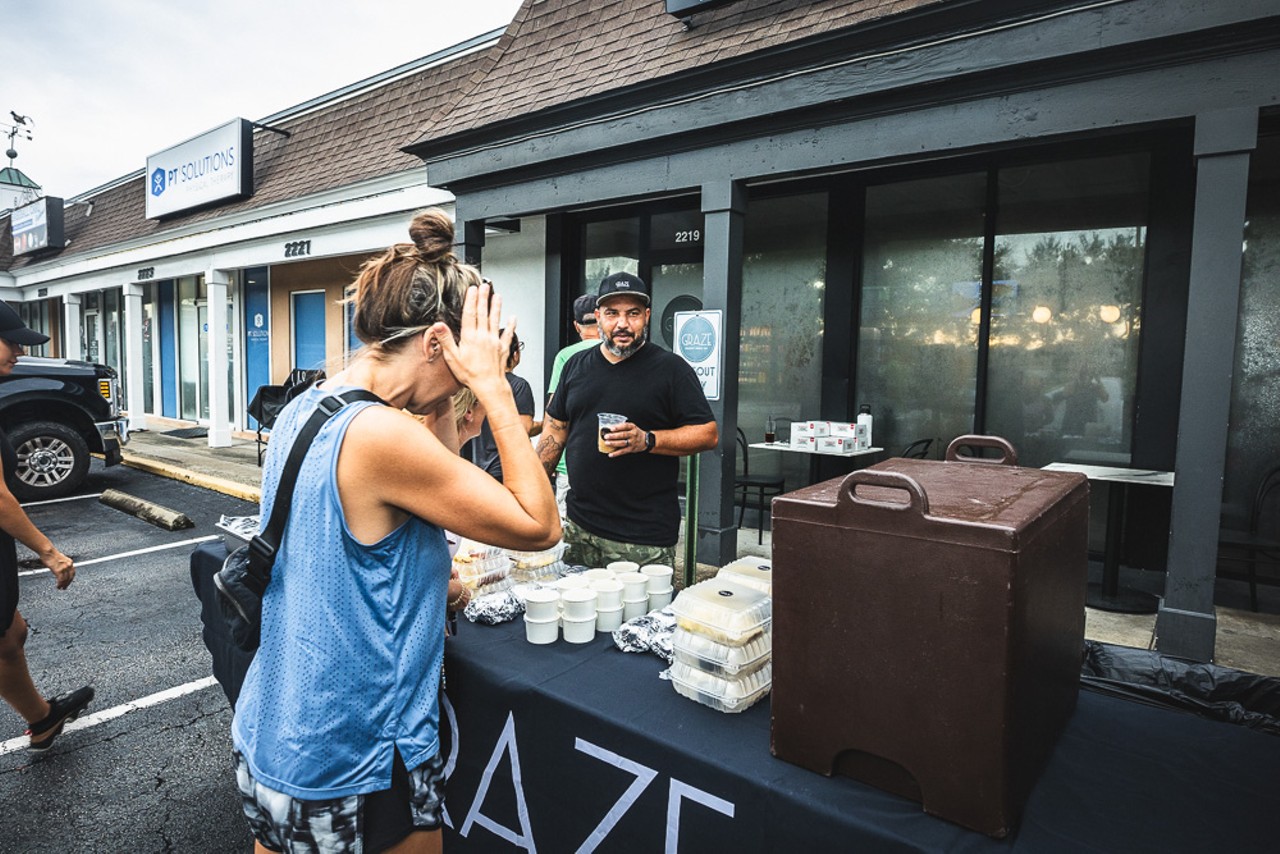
xmin=0 ymin=301 xmax=94 ymax=750
xmin=538 ymin=272 xmax=719 ymax=567
xmin=544 ymin=293 xmax=603 ymax=516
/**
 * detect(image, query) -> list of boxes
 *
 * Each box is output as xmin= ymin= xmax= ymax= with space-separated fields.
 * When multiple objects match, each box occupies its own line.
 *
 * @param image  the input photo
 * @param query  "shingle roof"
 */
xmin=2 ymin=42 xmax=497 ymax=273
xmin=412 ymin=0 xmax=939 ymax=148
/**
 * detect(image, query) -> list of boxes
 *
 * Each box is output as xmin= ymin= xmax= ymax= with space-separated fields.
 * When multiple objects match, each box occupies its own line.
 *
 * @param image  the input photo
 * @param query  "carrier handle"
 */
xmin=944 ymin=434 xmax=1019 ymax=466
xmin=839 ymin=469 xmax=930 ymax=518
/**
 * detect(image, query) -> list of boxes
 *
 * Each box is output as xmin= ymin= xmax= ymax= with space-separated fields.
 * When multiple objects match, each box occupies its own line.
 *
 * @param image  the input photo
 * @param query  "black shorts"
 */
xmin=0 ymin=561 xmax=17 ymax=636
xmin=233 ymin=749 xmax=447 ymax=853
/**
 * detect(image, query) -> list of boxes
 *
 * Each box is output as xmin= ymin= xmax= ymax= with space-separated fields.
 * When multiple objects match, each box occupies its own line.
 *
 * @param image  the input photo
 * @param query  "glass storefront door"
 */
xmin=177 ymin=275 xmax=208 ymax=421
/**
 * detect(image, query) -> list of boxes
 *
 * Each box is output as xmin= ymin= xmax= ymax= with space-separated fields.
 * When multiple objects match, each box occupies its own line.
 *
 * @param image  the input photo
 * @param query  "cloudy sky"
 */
xmin=2 ymin=0 xmax=523 ymax=199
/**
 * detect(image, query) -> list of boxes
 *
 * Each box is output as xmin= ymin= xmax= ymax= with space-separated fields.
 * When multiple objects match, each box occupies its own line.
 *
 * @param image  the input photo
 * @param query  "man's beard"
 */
xmin=603 ymin=325 xmax=647 ymax=360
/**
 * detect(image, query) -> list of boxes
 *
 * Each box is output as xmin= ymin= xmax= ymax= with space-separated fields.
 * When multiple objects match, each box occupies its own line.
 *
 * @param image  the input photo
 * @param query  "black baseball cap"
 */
xmin=572 ymin=293 xmax=598 ymax=324
xmin=596 ymin=271 xmax=650 ymax=307
xmin=0 ymin=301 xmax=50 ymax=346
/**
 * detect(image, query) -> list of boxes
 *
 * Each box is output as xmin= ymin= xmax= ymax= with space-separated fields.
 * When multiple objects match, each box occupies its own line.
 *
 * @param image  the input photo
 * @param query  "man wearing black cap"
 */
xmin=0 ymin=302 xmax=95 ymax=749
xmin=539 ymin=273 xmax=718 ymax=567
xmin=544 ymin=293 xmax=602 ymax=514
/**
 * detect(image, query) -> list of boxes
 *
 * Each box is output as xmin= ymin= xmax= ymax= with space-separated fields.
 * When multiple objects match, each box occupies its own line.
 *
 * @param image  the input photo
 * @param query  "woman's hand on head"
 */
xmin=435 ymin=282 xmax=512 ymax=396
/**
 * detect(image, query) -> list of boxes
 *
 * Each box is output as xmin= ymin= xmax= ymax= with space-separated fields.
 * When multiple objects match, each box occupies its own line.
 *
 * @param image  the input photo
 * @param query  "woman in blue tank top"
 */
xmin=231 ymin=210 xmax=560 ymax=854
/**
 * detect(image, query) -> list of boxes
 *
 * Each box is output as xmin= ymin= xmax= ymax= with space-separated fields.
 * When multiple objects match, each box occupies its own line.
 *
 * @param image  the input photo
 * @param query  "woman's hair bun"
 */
xmin=408 ymin=209 xmax=455 ymax=263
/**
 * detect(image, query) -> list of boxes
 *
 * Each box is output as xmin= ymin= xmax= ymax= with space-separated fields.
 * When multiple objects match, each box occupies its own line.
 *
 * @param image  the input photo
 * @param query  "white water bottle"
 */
xmin=856 ymin=404 xmax=873 ymax=450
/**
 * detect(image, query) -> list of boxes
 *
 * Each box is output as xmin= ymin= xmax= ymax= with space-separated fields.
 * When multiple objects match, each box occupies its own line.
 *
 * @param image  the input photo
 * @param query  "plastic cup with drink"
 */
xmin=598 ymin=412 xmax=627 ymax=454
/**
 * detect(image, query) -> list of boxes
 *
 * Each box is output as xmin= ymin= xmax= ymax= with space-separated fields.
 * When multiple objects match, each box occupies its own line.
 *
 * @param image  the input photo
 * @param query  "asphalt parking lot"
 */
xmin=0 ymin=459 xmax=257 ymax=852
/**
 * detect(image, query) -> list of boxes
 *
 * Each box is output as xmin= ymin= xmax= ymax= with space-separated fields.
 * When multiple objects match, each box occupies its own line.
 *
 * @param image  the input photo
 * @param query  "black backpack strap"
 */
xmin=250 ymin=389 xmax=385 ymax=570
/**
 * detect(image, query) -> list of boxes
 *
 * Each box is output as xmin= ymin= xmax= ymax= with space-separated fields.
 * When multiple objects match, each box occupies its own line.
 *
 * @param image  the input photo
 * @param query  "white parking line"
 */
xmin=0 ymin=676 xmax=220 ymax=756
xmin=18 ymin=534 xmax=220 ymax=578
xmin=20 ymin=493 xmax=103 ymax=508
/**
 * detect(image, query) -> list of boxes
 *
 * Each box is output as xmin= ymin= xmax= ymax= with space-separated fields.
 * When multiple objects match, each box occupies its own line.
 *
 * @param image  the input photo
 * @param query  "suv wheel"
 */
xmin=8 ymin=421 xmax=91 ymax=502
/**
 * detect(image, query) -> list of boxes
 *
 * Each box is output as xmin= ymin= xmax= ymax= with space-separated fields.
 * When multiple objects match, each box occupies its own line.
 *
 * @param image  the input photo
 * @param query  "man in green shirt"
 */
xmin=546 ymin=294 xmax=600 ymax=516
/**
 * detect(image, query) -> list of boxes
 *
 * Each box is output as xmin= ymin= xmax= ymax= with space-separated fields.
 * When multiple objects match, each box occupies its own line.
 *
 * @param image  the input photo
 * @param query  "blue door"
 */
xmin=292 ymin=291 xmax=326 ymax=372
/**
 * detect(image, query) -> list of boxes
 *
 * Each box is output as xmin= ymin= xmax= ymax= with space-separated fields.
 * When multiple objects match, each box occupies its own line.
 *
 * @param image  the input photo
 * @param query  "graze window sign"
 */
xmin=10 ymin=196 xmax=64 ymax=255
xmin=674 ymin=310 xmax=723 ymax=401
xmin=145 ymin=118 xmax=253 ymax=219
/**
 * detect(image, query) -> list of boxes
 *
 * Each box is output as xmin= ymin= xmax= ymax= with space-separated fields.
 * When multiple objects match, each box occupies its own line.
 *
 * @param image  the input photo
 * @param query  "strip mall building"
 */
xmin=2 ymin=0 xmax=1278 ymax=660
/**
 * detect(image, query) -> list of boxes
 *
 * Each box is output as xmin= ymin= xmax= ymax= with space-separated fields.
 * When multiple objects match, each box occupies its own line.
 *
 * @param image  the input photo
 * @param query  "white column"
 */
xmin=206 ymin=269 xmax=232 ymax=448
xmin=122 ymin=283 xmax=147 ymax=433
xmin=63 ymin=293 xmax=83 ymax=361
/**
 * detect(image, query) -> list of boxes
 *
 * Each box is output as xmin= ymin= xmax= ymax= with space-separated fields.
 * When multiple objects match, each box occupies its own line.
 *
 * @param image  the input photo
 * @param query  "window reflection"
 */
xmin=856 ymin=173 xmax=986 ymax=457
xmin=987 ymin=153 xmax=1149 ymax=466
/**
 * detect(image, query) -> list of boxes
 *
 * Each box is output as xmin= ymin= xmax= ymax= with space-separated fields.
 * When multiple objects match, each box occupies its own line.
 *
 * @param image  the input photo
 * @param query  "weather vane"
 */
xmin=5 ymin=111 xmax=34 ymax=167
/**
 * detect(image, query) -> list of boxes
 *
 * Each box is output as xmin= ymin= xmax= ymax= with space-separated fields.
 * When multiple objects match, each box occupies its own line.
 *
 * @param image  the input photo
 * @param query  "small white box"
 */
xmin=828 ymin=421 xmax=857 ymax=439
xmin=854 ymin=423 xmax=870 ymax=449
xmin=817 ymin=436 xmax=857 ymax=455
xmin=790 ymin=435 xmax=817 ymax=451
xmin=794 ymin=420 xmax=831 ymax=438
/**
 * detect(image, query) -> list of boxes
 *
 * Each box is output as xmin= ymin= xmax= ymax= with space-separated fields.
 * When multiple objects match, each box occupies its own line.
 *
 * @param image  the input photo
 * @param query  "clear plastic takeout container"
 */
xmin=455 ymin=555 xmax=513 ymax=587
xmin=505 ymin=541 xmax=568 ymax=569
xmin=669 ymin=660 xmax=773 ymax=713
xmin=715 ymin=556 xmax=773 ymax=596
xmin=668 ymin=578 xmax=772 ymax=646
xmin=672 ymin=626 xmax=772 ymax=677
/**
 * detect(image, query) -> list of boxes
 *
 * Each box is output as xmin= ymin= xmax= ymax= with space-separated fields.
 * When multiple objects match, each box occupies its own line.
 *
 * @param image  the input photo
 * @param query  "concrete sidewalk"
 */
xmin=119 ymin=426 xmax=1280 ymax=677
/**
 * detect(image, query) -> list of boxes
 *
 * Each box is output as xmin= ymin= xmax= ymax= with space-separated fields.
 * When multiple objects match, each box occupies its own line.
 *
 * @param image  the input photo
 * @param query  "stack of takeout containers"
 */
xmin=667 ymin=577 xmax=773 ymax=713
xmin=507 ymin=541 xmax=568 ymax=583
xmin=453 ymin=540 xmax=514 ymax=597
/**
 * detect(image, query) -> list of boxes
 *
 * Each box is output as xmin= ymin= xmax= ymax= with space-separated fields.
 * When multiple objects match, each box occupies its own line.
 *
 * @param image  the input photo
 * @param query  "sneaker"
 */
xmin=27 ymin=685 xmax=95 ymax=752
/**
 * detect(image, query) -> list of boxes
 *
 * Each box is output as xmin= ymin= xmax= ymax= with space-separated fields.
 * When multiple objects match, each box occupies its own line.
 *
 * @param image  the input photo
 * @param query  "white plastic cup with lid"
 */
xmin=562 ymin=614 xmax=597 ymax=643
xmin=524 ymin=614 xmax=559 ymax=645
xmin=523 ymin=588 xmax=560 ymax=621
xmin=647 ymin=586 xmax=674 ymax=611
xmin=595 ymin=605 xmax=625 ymax=632
xmin=622 ymin=599 xmax=648 ymax=621
xmin=560 ymin=588 xmax=598 ymax=620
xmin=583 ymin=568 xmax=615 ymax=583
xmin=590 ymin=579 xmax=624 ymax=609
xmin=640 ymin=564 xmax=674 ymax=593
xmin=616 ymin=572 xmax=649 ymax=601
xmin=607 ymin=560 xmax=640 ymax=575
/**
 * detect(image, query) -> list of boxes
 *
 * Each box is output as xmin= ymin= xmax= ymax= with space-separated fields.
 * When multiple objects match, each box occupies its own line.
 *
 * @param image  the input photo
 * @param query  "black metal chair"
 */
xmin=1218 ymin=465 xmax=1280 ymax=611
xmin=735 ymin=427 xmax=785 ymax=544
xmin=900 ymin=438 xmax=932 ymax=459
xmin=247 ymin=369 xmax=326 ymax=466
xmin=247 ymin=384 xmax=287 ymax=466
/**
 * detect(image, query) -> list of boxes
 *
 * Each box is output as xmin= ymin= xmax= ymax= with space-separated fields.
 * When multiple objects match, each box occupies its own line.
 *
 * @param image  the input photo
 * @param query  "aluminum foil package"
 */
xmin=464 ymin=590 xmax=525 ymax=626
xmin=611 ymin=608 xmax=677 ymax=663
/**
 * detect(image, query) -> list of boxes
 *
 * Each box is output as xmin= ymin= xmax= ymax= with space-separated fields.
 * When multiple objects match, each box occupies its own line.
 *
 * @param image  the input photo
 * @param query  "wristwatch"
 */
xmin=643 ymin=431 xmax=656 ymax=452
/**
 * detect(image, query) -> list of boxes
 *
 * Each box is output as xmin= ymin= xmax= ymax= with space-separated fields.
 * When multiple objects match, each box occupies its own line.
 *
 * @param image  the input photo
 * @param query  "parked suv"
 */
xmin=0 ymin=356 xmax=129 ymax=501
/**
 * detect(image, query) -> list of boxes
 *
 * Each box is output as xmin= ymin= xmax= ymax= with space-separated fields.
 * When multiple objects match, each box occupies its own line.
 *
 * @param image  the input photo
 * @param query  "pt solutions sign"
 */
xmin=145 ymin=118 xmax=253 ymax=219
xmin=673 ymin=310 xmax=722 ymax=401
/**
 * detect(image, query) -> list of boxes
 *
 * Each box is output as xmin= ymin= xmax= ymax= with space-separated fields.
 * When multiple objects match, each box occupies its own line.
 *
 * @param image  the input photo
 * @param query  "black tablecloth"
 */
xmin=439 ymin=620 xmax=1280 ymax=853
xmin=191 ymin=544 xmax=1280 ymax=852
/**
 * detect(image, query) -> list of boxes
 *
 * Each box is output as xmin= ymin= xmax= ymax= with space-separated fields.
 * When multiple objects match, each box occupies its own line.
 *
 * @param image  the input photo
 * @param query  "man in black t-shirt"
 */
xmin=539 ymin=272 xmax=718 ymax=567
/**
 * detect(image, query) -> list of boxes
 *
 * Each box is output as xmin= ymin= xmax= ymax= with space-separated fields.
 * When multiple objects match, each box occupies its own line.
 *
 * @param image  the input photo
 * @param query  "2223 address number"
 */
xmin=284 ymin=240 xmax=312 ymax=258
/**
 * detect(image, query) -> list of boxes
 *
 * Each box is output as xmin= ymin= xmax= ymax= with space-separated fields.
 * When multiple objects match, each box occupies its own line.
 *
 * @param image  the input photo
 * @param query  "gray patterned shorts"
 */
xmin=232 ymin=749 xmax=446 ymax=853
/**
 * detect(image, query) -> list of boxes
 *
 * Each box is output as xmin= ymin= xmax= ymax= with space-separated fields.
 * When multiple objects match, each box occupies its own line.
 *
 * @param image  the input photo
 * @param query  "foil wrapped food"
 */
xmin=611 ymin=608 xmax=677 ymax=663
xmin=463 ymin=590 xmax=525 ymax=625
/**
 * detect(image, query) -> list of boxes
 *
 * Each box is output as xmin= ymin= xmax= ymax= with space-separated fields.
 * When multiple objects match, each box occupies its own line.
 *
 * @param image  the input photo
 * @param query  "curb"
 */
xmin=121 ymin=453 xmax=261 ymax=504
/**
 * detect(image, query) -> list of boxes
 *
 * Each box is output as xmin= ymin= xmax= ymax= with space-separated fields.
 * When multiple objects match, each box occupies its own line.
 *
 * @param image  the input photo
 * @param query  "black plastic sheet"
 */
xmin=1081 ymin=640 xmax=1280 ymax=736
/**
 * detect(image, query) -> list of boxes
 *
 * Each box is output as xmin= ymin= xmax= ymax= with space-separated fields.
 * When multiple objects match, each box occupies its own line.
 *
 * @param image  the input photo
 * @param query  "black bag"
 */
xmin=212 ymin=389 xmax=384 ymax=653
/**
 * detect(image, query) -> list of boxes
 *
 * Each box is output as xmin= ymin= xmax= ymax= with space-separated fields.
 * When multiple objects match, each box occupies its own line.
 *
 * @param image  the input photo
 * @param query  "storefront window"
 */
xmin=582 ymin=218 xmax=640 ymax=297
xmin=1224 ymin=134 xmax=1280 ymax=527
xmin=986 ymin=153 xmax=1149 ymax=467
xmin=740 ymin=193 xmax=828 ymax=489
xmin=856 ymin=173 xmax=986 ymax=457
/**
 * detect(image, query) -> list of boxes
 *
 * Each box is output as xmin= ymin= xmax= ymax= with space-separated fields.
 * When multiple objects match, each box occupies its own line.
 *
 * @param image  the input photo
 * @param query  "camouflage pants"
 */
xmin=562 ymin=518 xmax=676 ymax=569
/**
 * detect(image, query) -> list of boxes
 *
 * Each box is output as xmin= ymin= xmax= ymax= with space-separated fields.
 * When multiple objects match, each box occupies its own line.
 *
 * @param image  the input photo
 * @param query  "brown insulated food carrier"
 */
xmin=769 ymin=435 xmax=1088 ymax=838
